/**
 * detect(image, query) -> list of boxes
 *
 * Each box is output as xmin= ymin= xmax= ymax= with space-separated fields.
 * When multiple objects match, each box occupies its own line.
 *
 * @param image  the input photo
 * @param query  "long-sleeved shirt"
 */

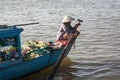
xmin=56 ymin=23 xmax=74 ymax=40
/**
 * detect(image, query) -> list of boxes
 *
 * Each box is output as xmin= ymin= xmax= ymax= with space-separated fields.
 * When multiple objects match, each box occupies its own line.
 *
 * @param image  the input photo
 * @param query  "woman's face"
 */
xmin=63 ymin=22 xmax=71 ymax=25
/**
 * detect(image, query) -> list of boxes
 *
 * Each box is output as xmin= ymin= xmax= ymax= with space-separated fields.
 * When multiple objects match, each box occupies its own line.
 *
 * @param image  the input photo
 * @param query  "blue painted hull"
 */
xmin=0 ymin=45 xmax=72 ymax=80
xmin=0 ymin=33 xmax=79 ymax=80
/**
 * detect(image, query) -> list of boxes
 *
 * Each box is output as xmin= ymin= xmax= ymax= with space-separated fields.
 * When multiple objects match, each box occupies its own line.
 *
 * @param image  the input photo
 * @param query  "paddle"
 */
xmin=47 ymin=19 xmax=83 ymax=80
xmin=0 ymin=22 xmax=39 ymax=28
xmin=11 ymin=22 xmax=39 ymax=26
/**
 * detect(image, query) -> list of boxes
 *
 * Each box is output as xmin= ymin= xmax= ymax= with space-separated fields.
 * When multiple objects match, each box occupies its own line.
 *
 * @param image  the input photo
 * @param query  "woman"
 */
xmin=56 ymin=15 xmax=79 ymax=40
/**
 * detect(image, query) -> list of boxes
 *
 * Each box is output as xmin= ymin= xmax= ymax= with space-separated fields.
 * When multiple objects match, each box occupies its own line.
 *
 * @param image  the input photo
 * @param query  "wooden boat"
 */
xmin=0 ymin=24 xmax=79 ymax=80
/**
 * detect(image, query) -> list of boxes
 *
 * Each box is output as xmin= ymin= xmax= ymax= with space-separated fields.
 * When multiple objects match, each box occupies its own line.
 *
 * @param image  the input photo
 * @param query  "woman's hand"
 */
xmin=76 ymin=28 xmax=80 ymax=32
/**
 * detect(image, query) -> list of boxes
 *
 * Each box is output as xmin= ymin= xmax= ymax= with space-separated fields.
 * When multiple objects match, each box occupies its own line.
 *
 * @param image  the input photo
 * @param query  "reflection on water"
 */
xmin=0 ymin=0 xmax=120 ymax=80
xmin=19 ymin=57 xmax=75 ymax=80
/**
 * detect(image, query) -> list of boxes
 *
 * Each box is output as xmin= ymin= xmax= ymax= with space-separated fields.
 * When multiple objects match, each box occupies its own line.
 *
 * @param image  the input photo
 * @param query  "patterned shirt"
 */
xmin=56 ymin=23 xmax=74 ymax=40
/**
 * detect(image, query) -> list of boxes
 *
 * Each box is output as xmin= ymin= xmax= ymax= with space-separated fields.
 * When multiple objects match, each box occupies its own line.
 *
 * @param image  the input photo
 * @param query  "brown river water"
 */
xmin=0 ymin=0 xmax=120 ymax=80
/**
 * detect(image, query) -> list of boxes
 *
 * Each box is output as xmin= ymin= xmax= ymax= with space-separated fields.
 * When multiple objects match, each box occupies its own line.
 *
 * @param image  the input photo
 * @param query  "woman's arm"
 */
xmin=62 ymin=25 xmax=74 ymax=33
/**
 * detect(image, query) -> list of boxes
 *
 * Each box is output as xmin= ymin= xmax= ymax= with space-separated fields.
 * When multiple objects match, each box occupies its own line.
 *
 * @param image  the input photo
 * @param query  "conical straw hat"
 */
xmin=62 ymin=15 xmax=75 ymax=23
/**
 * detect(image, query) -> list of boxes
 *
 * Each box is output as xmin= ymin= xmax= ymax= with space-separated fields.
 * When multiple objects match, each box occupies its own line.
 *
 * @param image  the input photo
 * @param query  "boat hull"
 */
xmin=0 ymin=48 xmax=64 ymax=80
xmin=0 ymin=32 xmax=79 ymax=80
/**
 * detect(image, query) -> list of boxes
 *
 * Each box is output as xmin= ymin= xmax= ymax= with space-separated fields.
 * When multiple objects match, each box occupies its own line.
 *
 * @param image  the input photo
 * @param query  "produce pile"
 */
xmin=0 ymin=46 xmax=18 ymax=61
xmin=0 ymin=37 xmax=18 ymax=62
xmin=21 ymin=40 xmax=62 ymax=61
xmin=22 ymin=40 xmax=48 ymax=61
xmin=21 ymin=39 xmax=68 ymax=61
